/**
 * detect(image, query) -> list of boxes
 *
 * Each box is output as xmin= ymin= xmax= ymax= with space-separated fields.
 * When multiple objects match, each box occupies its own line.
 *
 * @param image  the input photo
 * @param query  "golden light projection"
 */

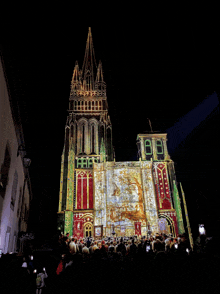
xmin=93 ymin=161 xmax=159 ymax=236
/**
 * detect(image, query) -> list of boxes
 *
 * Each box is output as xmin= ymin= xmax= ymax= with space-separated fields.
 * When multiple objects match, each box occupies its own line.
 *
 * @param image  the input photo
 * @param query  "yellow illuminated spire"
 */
xmin=82 ymin=27 xmax=97 ymax=91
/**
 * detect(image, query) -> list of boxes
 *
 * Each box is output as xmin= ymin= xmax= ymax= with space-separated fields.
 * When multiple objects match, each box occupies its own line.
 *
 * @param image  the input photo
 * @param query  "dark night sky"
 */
xmin=1 ymin=9 xmax=219 ymax=239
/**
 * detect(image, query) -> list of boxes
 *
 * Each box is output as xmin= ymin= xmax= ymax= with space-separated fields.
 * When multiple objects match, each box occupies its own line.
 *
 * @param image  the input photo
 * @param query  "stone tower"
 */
xmin=57 ymin=28 xmax=113 ymax=236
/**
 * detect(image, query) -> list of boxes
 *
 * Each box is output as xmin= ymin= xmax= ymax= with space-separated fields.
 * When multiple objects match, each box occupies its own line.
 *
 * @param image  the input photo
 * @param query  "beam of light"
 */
xmin=166 ymin=92 xmax=219 ymax=154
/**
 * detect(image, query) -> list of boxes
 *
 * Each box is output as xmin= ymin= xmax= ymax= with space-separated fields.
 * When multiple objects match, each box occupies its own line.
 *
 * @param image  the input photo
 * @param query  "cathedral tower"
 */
xmin=57 ymin=28 xmax=113 ymax=237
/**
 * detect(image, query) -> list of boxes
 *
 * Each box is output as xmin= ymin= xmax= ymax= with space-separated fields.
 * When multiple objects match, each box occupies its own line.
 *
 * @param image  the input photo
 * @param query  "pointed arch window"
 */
xmin=156 ymin=139 xmax=163 ymax=154
xmin=99 ymin=125 xmax=104 ymax=152
xmin=91 ymin=124 xmax=95 ymax=154
xmin=82 ymin=124 xmax=85 ymax=153
xmin=145 ymin=139 xmax=152 ymax=155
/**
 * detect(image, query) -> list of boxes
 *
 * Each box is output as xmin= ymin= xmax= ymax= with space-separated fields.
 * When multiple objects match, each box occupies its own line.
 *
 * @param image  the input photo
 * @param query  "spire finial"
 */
xmin=96 ymin=60 xmax=104 ymax=82
xmin=82 ymin=27 xmax=97 ymax=91
xmin=147 ymin=118 xmax=153 ymax=133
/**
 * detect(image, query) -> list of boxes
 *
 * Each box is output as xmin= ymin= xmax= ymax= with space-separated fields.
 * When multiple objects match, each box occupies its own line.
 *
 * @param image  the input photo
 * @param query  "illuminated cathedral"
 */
xmin=57 ymin=28 xmax=185 ymax=239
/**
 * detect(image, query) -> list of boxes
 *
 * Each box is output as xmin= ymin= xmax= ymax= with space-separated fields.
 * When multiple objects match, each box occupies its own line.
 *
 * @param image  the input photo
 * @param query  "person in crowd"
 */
xmin=86 ymin=237 xmax=91 ymax=248
xmin=56 ymin=254 xmax=65 ymax=275
xmin=108 ymin=241 xmax=115 ymax=253
xmin=28 ymin=255 xmax=34 ymax=273
xmin=82 ymin=243 xmax=90 ymax=255
xmin=143 ymin=239 xmax=151 ymax=252
xmin=114 ymin=240 xmax=119 ymax=252
xmin=137 ymin=239 xmax=144 ymax=254
xmin=77 ymin=239 xmax=82 ymax=253
xmin=165 ymin=235 xmax=171 ymax=252
xmin=69 ymin=238 xmax=77 ymax=254
xmin=93 ymin=241 xmax=98 ymax=252
xmin=169 ymin=238 xmax=175 ymax=252
xmin=129 ymin=239 xmax=137 ymax=256
xmin=153 ymin=237 xmax=162 ymax=252
xmin=99 ymin=241 xmax=108 ymax=257
xmin=36 ymin=266 xmax=48 ymax=294
xmin=102 ymin=240 xmax=108 ymax=252
xmin=89 ymin=242 xmax=94 ymax=254
xmin=21 ymin=257 xmax=30 ymax=274
xmin=126 ymin=240 xmax=131 ymax=254
xmin=178 ymin=233 xmax=190 ymax=253
xmin=117 ymin=238 xmax=126 ymax=255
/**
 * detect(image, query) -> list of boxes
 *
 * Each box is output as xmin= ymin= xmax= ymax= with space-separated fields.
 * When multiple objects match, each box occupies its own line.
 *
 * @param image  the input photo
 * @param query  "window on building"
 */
xmin=88 ymin=158 xmax=98 ymax=168
xmin=156 ymin=139 xmax=163 ymax=154
xmin=145 ymin=139 xmax=152 ymax=155
xmin=82 ymin=124 xmax=85 ymax=153
xmin=91 ymin=124 xmax=95 ymax=154
xmin=77 ymin=158 xmax=88 ymax=168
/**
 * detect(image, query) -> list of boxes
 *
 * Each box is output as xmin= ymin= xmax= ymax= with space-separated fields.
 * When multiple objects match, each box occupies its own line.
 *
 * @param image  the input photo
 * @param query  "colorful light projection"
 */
xmin=141 ymin=161 xmax=159 ymax=233
xmin=67 ymin=140 xmax=74 ymax=211
xmin=75 ymin=170 xmax=93 ymax=209
xmin=64 ymin=210 xmax=73 ymax=236
xmin=106 ymin=166 xmax=145 ymax=237
xmin=153 ymin=162 xmax=173 ymax=210
xmin=73 ymin=213 xmax=85 ymax=239
xmin=173 ymin=180 xmax=185 ymax=234
xmin=94 ymin=161 xmax=159 ymax=236
xmin=73 ymin=212 xmax=94 ymax=238
xmin=93 ymin=163 xmax=107 ymax=227
xmin=158 ymin=211 xmax=179 ymax=236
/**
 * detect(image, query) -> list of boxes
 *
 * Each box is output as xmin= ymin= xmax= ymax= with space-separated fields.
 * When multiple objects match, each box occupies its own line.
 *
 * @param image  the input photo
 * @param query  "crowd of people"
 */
xmin=0 ymin=232 xmax=219 ymax=294
xmin=56 ymin=232 xmax=191 ymax=261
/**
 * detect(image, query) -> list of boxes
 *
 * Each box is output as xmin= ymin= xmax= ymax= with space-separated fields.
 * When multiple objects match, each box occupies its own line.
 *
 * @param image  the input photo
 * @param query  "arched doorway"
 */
xmin=84 ymin=222 xmax=93 ymax=237
xmin=158 ymin=214 xmax=176 ymax=236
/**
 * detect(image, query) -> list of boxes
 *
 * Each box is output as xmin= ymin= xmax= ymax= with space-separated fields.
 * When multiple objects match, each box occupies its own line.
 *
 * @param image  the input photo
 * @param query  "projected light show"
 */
xmin=57 ymin=27 xmax=185 ymax=239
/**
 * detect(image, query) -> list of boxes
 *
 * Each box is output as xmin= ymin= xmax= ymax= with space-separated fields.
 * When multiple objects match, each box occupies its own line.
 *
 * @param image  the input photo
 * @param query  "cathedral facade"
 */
xmin=57 ymin=28 xmax=185 ymax=239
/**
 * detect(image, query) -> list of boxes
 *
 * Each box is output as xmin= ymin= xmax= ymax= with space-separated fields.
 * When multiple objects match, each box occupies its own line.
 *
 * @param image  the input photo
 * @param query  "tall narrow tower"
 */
xmin=57 ymin=28 xmax=113 ymax=237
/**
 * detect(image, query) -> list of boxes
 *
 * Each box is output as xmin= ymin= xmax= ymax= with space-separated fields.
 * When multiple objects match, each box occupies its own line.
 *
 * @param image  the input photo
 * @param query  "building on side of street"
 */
xmin=0 ymin=52 xmax=32 ymax=254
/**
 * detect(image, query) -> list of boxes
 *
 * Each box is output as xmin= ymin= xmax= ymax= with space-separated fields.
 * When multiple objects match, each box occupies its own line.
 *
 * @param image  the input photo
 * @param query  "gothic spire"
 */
xmin=82 ymin=27 xmax=97 ymax=91
xmin=71 ymin=61 xmax=81 ymax=92
xmin=95 ymin=60 xmax=106 ymax=93
xmin=96 ymin=60 xmax=104 ymax=82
